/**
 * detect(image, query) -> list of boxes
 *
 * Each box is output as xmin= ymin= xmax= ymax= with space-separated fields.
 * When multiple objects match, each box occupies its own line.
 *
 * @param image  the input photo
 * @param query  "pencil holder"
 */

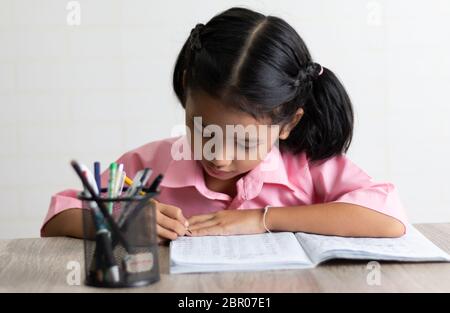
xmin=79 ymin=192 xmax=160 ymax=288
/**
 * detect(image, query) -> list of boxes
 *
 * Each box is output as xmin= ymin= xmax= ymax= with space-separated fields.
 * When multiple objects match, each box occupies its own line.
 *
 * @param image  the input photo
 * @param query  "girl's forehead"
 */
xmin=186 ymin=90 xmax=271 ymax=127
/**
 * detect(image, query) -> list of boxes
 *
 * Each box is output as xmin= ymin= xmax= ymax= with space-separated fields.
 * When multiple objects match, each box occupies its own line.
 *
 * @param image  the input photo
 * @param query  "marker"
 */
xmin=113 ymin=164 xmax=124 ymax=197
xmin=124 ymin=176 xmax=134 ymax=188
xmin=71 ymin=160 xmax=130 ymax=252
xmin=146 ymin=174 xmax=163 ymax=193
xmin=118 ymin=171 xmax=126 ymax=196
xmin=117 ymin=173 xmax=162 ymax=230
xmin=117 ymin=169 xmax=153 ymax=228
xmin=80 ymin=164 xmax=99 ymax=195
xmin=107 ymin=163 xmax=118 ymax=214
xmin=94 ymin=162 xmax=101 ymax=192
xmin=77 ymin=163 xmax=122 ymax=283
xmin=97 ymin=228 xmax=120 ymax=283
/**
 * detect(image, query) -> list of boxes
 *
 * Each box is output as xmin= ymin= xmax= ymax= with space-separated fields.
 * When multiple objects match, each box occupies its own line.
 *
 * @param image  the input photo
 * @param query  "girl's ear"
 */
xmin=279 ymin=108 xmax=304 ymax=140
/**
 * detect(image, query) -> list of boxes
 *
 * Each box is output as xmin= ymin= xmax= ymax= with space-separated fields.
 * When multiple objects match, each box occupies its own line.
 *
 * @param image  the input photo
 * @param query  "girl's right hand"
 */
xmin=151 ymin=199 xmax=189 ymax=244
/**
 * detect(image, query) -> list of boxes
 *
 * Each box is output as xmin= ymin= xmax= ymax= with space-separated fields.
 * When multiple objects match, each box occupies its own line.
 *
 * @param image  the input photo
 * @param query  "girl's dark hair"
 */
xmin=173 ymin=7 xmax=353 ymax=161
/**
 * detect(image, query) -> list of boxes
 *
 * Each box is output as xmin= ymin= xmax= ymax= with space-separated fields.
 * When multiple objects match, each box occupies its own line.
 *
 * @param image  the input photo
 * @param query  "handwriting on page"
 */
xmin=171 ymin=233 xmax=309 ymax=265
xmin=295 ymin=226 xmax=449 ymax=263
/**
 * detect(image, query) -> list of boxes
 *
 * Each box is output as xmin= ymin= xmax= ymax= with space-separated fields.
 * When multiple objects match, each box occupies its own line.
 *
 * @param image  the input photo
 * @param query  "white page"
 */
xmin=171 ymin=232 xmax=311 ymax=266
xmin=295 ymin=225 xmax=450 ymax=264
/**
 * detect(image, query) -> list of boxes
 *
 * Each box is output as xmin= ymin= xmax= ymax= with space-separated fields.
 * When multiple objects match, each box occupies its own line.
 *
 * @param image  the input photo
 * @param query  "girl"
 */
xmin=42 ymin=7 xmax=407 ymax=242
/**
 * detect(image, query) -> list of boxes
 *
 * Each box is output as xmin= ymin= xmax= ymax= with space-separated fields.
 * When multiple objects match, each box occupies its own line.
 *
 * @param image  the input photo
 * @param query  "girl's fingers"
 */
xmin=188 ymin=213 xmax=216 ymax=226
xmin=159 ymin=204 xmax=189 ymax=227
xmin=157 ymin=224 xmax=178 ymax=241
xmin=188 ymin=219 xmax=219 ymax=231
xmin=190 ymin=225 xmax=224 ymax=237
xmin=157 ymin=210 xmax=187 ymax=236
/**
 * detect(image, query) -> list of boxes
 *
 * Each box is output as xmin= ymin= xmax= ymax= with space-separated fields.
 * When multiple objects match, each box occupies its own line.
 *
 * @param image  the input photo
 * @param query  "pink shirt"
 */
xmin=41 ymin=136 xmax=408 ymax=235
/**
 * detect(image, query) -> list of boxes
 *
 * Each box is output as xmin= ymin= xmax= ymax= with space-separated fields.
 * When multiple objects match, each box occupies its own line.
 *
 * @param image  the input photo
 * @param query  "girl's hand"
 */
xmin=187 ymin=209 xmax=266 ymax=236
xmin=151 ymin=199 xmax=189 ymax=244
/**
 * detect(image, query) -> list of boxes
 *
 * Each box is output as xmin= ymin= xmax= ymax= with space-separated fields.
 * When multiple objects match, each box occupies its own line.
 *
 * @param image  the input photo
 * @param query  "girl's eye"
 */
xmin=237 ymin=141 xmax=258 ymax=150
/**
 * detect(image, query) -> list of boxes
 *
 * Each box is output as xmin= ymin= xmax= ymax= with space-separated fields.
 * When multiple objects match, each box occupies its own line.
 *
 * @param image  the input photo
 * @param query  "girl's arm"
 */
xmin=41 ymin=208 xmax=85 ymax=238
xmin=187 ymin=203 xmax=406 ymax=238
xmin=265 ymin=202 xmax=405 ymax=237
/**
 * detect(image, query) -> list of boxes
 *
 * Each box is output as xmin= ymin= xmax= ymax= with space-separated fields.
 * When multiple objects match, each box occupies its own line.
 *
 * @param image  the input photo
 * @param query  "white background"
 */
xmin=1 ymin=0 xmax=449 ymax=238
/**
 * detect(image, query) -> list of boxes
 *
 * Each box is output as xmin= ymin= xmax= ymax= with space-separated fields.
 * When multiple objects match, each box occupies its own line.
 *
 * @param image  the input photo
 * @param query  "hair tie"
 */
xmin=189 ymin=23 xmax=204 ymax=50
xmin=293 ymin=62 xmax=324 ymax=87
xmin=307 ymin=62 xmax=323 ymax=80
xmin=318 ymin=64 xmax=324 ymax=76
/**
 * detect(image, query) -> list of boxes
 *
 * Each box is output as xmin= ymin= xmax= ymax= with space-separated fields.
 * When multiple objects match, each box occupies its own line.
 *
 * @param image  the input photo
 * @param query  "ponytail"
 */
xmin=281 ymin=67 xmax=354 ymax=161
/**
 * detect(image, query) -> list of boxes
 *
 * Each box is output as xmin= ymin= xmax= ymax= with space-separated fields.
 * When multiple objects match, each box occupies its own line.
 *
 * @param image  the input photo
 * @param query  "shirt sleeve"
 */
xmin=308 ymin=155 xmax=408 ymax=231
xmin=40 ymin=151 xmax=146 ymax=236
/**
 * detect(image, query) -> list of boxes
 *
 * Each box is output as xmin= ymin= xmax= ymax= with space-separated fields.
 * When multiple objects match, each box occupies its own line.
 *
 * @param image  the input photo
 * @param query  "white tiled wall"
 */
xmin=1 ymin=0 xmax=449 ymax=239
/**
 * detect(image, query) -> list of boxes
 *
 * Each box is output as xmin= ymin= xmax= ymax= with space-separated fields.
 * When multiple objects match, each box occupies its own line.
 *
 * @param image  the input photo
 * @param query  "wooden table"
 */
xmin=1 ymin=223 xmax=450 ymax=292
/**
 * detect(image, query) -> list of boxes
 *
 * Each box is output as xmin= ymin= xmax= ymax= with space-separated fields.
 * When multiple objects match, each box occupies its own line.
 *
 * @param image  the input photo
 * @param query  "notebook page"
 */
xmin=295 ymin=226 xmax=450 ymax=265
xmin=171 ymin=232 xmax=311 ymax=266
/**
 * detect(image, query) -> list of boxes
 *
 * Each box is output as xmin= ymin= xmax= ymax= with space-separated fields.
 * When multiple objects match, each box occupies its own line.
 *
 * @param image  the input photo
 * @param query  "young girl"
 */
xmin=42 ymin=7 xmax=407 ymax=242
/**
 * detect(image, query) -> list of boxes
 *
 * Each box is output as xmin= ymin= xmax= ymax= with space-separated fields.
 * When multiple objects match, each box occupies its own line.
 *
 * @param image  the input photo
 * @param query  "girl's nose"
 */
xmin=207 ymin=144 xmax=233 ymax=167
xmin=210 ymin=158 xmax=232 ymax=168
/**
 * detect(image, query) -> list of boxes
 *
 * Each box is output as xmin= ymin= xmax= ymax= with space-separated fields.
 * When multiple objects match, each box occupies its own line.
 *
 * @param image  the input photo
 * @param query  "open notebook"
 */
xmin=170 ymin=225 xmax=450 ymax=274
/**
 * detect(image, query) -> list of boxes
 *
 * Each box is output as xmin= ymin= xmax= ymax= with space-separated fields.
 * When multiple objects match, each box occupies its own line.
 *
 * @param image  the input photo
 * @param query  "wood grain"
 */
xmin=1 ymin=223 xmax=450 ymax=292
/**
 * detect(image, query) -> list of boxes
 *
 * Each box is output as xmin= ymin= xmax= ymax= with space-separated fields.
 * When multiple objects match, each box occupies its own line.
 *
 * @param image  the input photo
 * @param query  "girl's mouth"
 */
xmin=203 ymin=163 xmax=235 ymax=178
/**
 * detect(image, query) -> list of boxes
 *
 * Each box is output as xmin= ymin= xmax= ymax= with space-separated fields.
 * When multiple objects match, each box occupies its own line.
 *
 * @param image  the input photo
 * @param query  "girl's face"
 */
xmin=185 ymin=91 xmax=296 ymax=181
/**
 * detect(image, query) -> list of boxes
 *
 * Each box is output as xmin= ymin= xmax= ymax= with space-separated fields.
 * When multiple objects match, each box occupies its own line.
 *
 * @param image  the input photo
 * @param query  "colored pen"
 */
xmin=113 ymin=163 xmax=124 ymax=197
xmin=107 ymin=163 xmax=118 ymax=214
xmin=71 ymin=160 xmax=130 ymax=252
xmin=117 ymin=173 xmax=162 ymax=230
xmin=146 ymin=174 xmax=163 ymax=193
xmin=79 ymin=163 xmax=121 ymax=283
xmin=118 ymin=171 xmax=126 ymax=196
xmin=117 ymin=169 xmax=152 ymax=227
xmin=123 ymin=169 xmax=152 ymax=197
xmin=97 ymin=228 xmax=120 ymax=283
xmin=94 ymin=161 xmax=101 ymax=192
xmin=124 ymin=175 xmax=146 ymax=196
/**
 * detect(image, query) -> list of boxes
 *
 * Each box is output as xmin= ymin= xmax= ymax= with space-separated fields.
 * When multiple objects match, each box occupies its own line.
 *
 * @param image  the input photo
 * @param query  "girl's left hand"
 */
xmin=187 ymin=209 xmax=266 ymax=236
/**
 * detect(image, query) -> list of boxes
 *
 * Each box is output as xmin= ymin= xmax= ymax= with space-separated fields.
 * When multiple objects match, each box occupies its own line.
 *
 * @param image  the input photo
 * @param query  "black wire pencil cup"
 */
xmin=71 ymin=160 xmax=160 ymax=288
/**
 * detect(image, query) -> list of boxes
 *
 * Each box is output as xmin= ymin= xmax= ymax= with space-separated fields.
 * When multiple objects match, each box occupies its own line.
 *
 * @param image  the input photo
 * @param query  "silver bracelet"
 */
xmin=263 ymin=205 xmax=272 ymax=233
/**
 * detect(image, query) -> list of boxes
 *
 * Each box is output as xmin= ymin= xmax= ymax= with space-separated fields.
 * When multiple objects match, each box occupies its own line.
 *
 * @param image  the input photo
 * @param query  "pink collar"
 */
xmin=160 ymin=144 xmax=297 ymax=201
